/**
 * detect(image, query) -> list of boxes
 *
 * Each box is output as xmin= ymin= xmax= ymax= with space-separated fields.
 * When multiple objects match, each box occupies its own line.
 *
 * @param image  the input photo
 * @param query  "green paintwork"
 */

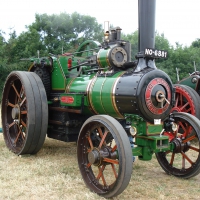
xmin=65 ymin=71 xmax=124 ymax=118
xmin=51 ymin=55 xmax=86 ymax=90
xmin=88 ymin=72 xmax=124 ymax=118
xmin=97 ymin=49 xmax=110 ymax=69
xmin=125 ymin=114 xmax=163 ymax=136
xmin=23 ymin=40 xmax=175 ymax=163
xmin=134 ymin=135 xmax=170 ymax=160
xmin=67 ymin=75 xmax=94 ymax=93
xmin=51 ymin=57 xmax=67 ymax=90
xmin=75 ymin=40 xmax=100 ymax=57
xmin=178 ymin=75 xmax=199 ymax=90
xmin=146 ymin=123 xmax=163 ymax=135
xmin=125 ymin=114 xmax=172 ymax=160
xmin=60 ymin=93 xmax=83 ymax=107
xmin=65 ymin=75 xmax=95 ymax=115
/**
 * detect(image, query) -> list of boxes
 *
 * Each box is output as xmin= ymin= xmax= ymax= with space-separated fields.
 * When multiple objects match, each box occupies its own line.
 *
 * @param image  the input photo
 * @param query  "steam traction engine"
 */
xmin=1 ymin=0 xmax=200 ymax=198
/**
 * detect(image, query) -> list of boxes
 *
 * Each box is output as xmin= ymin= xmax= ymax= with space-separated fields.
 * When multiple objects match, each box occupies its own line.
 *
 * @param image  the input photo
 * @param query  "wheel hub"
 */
xmin=88 ymin=149 xmax=100 ymax=166
xmin=88 ymin=147 xmax=117 ymax=166
xmin=156 ymin=90 xmax=165 ymax=103
xmin=172 ymin=138 xmax=190 ymax=153
xmin=11 ymin=105 xmax=20 ymax=120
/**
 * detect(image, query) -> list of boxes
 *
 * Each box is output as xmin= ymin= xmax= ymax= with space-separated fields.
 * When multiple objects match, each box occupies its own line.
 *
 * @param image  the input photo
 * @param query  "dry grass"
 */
xmin=0 ymin=117 xmax=200 ymax=199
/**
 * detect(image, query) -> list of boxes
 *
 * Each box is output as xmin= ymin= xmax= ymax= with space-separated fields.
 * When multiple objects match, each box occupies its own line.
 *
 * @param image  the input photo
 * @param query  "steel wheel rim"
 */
xmin=1 ymin=71 xmax=48 ymax=155
xmin=157 ymin=113 xmax=200 ymax=178
xmin=2 ymin=75 xmax=28 ymax=153
xmin=171 ymin=85 xmax=197 ymax=115
xmin=79 ymin=122 xmax=119 ymax=192
xmin=77 ymin=115 xmax=132 ymax=198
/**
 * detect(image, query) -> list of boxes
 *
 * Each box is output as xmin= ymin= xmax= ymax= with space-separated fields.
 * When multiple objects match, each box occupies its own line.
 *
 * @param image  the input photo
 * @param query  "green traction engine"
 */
xmin=1 ymin=0 xmax=200 ymax=198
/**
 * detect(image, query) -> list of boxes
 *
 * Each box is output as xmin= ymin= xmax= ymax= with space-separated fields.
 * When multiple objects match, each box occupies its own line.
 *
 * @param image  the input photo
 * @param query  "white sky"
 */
xmin=0 ymin=0 xmax=200 ymax=47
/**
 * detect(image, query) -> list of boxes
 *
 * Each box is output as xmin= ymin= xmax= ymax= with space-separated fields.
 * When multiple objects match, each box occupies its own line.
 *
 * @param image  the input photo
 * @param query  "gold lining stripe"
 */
xmin=106 ymin=49 xmax=111 ymax=67
xmin=65 ymin=78 xmax=76 ymax=93
xmin=99 ymin=76 xmax=108 ymax=114
xmin=87 ymin=76 xmax=99 ymax=114
xmin=97 ymin=50 xmax=103 ymax=68
xmin=111 ymin=72 xmax=126 ymax=118
xmin=57 ymin=57 xmax=67 ymax=88
xmin=97 ymin=49 xmax=111 ymax=68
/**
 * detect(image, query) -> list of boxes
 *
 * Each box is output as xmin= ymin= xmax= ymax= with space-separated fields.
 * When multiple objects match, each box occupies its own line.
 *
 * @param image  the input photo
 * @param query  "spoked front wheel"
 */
xmin=77 ymin=115 xmax=132 ymax=198
xmin=156 ymin=112 xmax=200 ymax=178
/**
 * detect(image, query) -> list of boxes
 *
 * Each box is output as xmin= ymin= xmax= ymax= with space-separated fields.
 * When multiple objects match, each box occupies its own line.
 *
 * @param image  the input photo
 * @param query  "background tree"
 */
xmin=1 ymin=12 xmax=200 ymax=96
xmin=28 ymin=12 xmax=103 ymax=55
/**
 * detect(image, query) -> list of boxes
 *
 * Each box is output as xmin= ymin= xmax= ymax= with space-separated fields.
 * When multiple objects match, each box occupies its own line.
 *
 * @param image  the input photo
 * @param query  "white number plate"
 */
xmin=145 ymin=48 xmax=168 ymax=58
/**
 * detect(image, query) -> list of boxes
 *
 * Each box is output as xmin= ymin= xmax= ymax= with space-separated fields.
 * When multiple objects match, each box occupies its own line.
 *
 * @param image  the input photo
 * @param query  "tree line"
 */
xmin=1 ymin=12 xmax=200 ymax=96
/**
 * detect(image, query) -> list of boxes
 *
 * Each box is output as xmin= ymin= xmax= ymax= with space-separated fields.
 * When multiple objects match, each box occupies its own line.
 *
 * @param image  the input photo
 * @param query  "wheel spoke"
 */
xmin=103 ymin=158 xmax=119 ymax=165
xmin=111 ymin=163 xmax=118 ymax=178
xmin=169 ymin=152 xmax=175 ymax=165
xmin=9 ymin=121 xmax=16 ymax=128
xmin=185 ymin=107 xmax=192 ymax=113
xmin=97 ymin=127 xmax=107 ymax=146
xmin=12 ymin=83 xmax=21 ymax=101
xmin=20 ymin=96 xmax=26 ymax=107
xmin=97 ymin=127 xmax=103 ymax=138
xmin=8 ymin=101 xmax=15 ymax=108
xmin=21 ymin=119 xmax=27 ymax=128
xmin=180 ymin=102 xmax=189 ymax=111
xmin=175 ymin=95 xmax=179 ymax=107
xmin=87 ymin=162 xmax=92 ymax=168
xmin=21 ymin=110 xmax=27 ymax=115
xmin=181 ymin=151 xmax=193 ymax=165
xmin=182 ymin=123 xmax=191 ymax=138
xmin=86 ymin=133 xmax=94 ymax=149
xmin=178 ymin=121 xmax=187 ymax=133
xmin=14 ymin=127 xmax=24 ymax=144
xmin=189 ymin=146 xmax=200 ymax=152
xmin=98 ymin=131 xmax=108 ymax=148
xmin=19 ymin=85 xmax=25 ymax=99
xmin=97 ymin=165 xmax=107 ymax=186
xmin=182 ymin=153 xmax=186 ymax=169
xmin=111 ymin=144 xmax=117 ymax=152
xmin=183 ymin=135 xmax=196 ymax=143
xmin=179 ymin=93 xmax=183 ymax=106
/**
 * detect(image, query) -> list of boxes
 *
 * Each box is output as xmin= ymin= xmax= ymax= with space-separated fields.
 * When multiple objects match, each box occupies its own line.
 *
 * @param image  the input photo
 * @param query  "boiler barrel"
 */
xmin=68 ymin=68 xmax=173 ymax=123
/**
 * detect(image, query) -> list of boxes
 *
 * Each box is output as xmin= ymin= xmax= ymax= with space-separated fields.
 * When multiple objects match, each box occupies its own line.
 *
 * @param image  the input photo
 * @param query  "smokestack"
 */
xmin=138 ymin=0 xmax=156 ymax=52
xmin=135 ymin=0 xmax=156 ymax=72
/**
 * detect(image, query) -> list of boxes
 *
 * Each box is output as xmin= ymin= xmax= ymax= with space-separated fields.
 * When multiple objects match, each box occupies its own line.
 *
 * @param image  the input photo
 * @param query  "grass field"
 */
xmin=0 ymin=116 xmax=200 ymax=200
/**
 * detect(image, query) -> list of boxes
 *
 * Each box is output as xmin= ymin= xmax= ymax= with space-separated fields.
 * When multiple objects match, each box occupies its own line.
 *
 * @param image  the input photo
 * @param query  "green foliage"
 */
xmin=122 ymin=31 xmax=200 ymax=83
xmin=122 ymin=30 xmax=138 ymax=59
xmin=0 ymin=12 xmax=104 ymax=101
xmin=1 ymin=12 xmax=200 ymax=96
xmin=28 ymin=12 xmax=103 ymax=55
xmin=191 ymin=38 xmax=200 ymax=48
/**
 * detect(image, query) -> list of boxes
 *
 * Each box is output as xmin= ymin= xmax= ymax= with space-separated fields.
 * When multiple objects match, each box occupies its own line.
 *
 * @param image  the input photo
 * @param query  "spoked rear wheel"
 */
xmin=77 ymin=115 xmax=132 ymax=198
xmin=171 ymin=84 xmax=200 ymax=118
xmin=156 ymin=112 xmax=200 ymax=178
xmin=1 ymin=71 xmax=48 ymax=155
